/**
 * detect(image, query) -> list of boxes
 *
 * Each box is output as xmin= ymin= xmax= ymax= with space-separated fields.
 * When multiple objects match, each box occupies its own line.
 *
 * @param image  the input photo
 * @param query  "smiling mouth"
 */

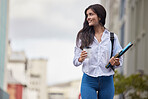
xmin=88 ymin=20 xmax=92 ymax=23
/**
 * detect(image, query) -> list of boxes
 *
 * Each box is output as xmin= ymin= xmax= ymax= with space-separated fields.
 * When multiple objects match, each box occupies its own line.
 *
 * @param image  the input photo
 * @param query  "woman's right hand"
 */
xmin=78 ymin=51 xmax=87 ymax=62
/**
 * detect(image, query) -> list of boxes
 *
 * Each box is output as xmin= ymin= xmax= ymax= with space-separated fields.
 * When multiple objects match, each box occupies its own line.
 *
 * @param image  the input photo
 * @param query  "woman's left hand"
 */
xmin=109 ymin=57 xmax=120 ymax=66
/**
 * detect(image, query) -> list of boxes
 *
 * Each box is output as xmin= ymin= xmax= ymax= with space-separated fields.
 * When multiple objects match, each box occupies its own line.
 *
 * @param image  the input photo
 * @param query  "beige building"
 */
xmin=7 ymin=51 xmax=27 ymax=85
xmin=101 ymin=0 xmax=120 ymax=35
xmin=27 ymin=59 xmax=48 ymax=99
xmin=7 ymin=42 xmax=48 ymax=99
xmin=7 ymin=46 xmax=28 ymax=99
xmin=47 ymin=79 xmax=81 ymax=99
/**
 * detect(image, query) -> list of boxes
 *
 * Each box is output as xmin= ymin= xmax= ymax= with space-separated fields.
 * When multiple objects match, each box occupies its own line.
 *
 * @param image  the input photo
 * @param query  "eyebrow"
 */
xmin=86 ymin=12 xmax=93 ymax=15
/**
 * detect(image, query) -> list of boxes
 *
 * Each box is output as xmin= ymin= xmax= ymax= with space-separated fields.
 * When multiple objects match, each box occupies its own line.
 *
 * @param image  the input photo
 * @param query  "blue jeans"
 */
xmin=81 ymin=73 xmax=114 ymax=99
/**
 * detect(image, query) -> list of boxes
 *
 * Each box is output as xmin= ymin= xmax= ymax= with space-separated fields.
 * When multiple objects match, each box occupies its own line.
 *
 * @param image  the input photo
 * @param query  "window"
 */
xmin=120 ymin=23 xmax=125 ymax=48
xmin=120 ymin=0 xmax=125 ymax=19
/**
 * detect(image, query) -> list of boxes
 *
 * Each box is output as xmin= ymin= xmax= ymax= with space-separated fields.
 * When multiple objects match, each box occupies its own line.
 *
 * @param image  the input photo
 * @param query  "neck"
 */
xmin=94 ymin=25 xmax=105 ymax=34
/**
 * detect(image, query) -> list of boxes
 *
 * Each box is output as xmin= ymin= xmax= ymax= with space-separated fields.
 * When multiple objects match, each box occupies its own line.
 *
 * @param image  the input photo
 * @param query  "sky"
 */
xmin=9 ymin=0 xmax=100 ymax=85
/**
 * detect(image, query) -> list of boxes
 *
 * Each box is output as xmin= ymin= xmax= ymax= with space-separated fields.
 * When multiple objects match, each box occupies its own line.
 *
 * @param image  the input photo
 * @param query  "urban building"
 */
xmin=27 ymin=59 xmax=48 ymax=99
xmin=124 ymin=0 xmax=148 ymax=76
xmin=7 ymin=50 xmax=28 ymax=99
xmin=7 ymin=51 xmax=27 ymax=85
xmin=0 ymin=0 xmax=9 ymax=98
xmin=7 ymin=42 xmax=48 ymax=99
xmin=7 ymin=70 xmax=25 ymax=99
xmin=47 ymin=79 xmax=81 ymax=99
xmin=101 ymin=0 xmax=120 ymax=36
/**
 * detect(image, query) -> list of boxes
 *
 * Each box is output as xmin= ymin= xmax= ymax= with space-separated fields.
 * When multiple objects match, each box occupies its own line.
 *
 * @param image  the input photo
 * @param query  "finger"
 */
xmin=81 ymin=52 xmax=87 ymax=56
xmin=115 ymin=58 xmax=119 ymax=60
xmin=115 ymin=58 xmax=119 ymax=62
xmin=111 ymin=56 xmax=115 ymax=59
xmin=82 ymin=52 xmax=87 ymax=55
xmin=111 ymin=57 xmax=115 ymax=61
xmin=109 ymin=57 xmax=114 ymax=63
xmin=110 ymin=57 xmax=114 ymax=61
xmin=111 ymin=58 xmax=116 ymax=65
xmin=110 ymin=61 xmax=115 ymax=66
xmin=115 ymin=60 xmax=118 ymax=63
xmin=81 ymin=55 xmax=87 ymax=58
xmin=81 ymin=51 xmax=87 ymax=55
xmin=81 ymin=52 xmax=87 ymax=58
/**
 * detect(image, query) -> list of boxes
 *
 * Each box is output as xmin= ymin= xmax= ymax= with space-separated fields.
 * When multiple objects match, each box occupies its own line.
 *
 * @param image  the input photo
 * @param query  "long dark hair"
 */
xmin=76 ymin=4 xmax=106 ymax=50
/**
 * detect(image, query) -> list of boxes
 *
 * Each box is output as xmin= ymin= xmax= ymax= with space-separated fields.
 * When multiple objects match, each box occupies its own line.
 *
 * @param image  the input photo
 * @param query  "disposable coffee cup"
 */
xmin=83 ymin=47 xmax=91 ymax=58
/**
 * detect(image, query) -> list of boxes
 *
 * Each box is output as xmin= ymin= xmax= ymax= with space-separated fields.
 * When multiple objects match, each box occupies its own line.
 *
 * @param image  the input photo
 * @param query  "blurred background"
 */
xmin=0 ymin=0 xmax=148 ymax=99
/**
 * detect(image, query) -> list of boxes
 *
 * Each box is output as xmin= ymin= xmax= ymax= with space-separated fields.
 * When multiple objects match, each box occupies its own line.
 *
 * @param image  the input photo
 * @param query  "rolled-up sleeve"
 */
xmin=73 ymin=45 xmax=82 ymax=67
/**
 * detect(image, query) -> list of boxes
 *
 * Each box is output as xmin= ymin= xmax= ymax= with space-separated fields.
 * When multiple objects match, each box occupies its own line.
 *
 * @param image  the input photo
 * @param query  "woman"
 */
xmin=73 ymin=4 xmax=123 ymax=99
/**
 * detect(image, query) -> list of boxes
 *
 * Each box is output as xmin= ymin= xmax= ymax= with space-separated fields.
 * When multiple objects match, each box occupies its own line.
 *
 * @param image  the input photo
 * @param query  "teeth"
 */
xmin=88 ymin=20 xmax=92 ymax=23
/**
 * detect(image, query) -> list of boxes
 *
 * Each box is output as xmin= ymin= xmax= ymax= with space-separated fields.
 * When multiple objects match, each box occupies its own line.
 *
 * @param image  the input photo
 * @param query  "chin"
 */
xmin=88 ymin=23 xmax=93 ymax=26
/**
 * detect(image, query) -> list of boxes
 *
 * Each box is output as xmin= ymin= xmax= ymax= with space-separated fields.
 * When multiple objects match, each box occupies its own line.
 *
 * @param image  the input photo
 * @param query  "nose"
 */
xmin=87 ymin=16 xmax=90 ymax=21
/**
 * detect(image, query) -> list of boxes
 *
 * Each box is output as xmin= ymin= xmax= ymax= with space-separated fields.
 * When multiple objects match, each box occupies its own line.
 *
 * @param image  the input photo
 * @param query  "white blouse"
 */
xmin=73 ymin=29 xmax=123 ymax=77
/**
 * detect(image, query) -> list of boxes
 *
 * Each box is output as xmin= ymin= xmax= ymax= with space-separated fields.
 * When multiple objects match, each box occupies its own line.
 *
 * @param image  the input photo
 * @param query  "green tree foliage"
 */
xmin=114 ymin=71 xmax=148 ymax=99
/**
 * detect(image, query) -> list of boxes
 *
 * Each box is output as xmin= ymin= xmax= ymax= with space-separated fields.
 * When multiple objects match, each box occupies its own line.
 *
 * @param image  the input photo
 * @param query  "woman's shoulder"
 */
xmin=107 ymin=30 xmax=118 ymax=40
xmin=112 ymin=33 xmax=118 ymax=39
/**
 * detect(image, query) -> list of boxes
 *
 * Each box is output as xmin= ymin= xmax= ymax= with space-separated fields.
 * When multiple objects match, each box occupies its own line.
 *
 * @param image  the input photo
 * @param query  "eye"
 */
xmin=89 ymin=13 xmax=93 ymax=16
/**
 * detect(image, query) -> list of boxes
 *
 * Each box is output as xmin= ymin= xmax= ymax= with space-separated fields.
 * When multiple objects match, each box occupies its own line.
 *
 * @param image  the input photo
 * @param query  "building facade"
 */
xmin=7 ymin=84 xmax=23 ymax=99
xmin=124 ymin=0 xmax=148 ymax=76
xmin=0 ymin=0 xmax=9 ymax=98
xmin=27 ymin=59 xmax=48 ymax=99
xmin=7 ymin=51 xmax=27 ymax=85
xmin=47 ymin=80 xmax=81 ymax=99
xmin=7 ymin=50 xmax=28 ymax=99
